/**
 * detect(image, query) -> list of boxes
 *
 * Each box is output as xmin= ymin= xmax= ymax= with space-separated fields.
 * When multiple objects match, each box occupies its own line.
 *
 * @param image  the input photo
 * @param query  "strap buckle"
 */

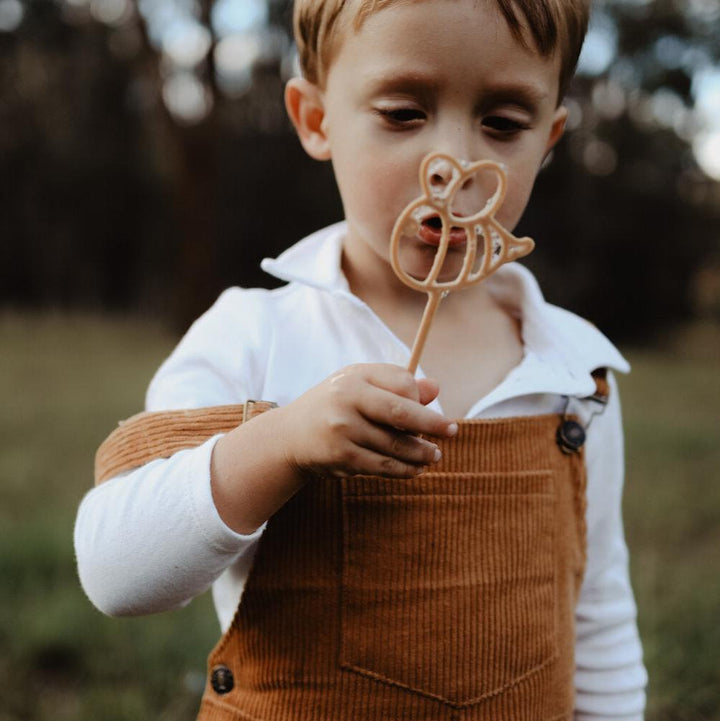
xmin=242 ymin=399 xmax=278 ymax=423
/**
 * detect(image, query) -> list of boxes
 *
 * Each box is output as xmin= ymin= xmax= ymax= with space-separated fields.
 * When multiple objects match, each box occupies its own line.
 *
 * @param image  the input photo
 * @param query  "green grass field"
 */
xmin=1 ymin=312 xmax=718 ymax=720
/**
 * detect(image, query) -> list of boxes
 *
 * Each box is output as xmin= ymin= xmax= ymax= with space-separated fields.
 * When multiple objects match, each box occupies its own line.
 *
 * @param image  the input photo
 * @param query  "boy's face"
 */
xmin=288 ymin=0 xmax=567 ymax=288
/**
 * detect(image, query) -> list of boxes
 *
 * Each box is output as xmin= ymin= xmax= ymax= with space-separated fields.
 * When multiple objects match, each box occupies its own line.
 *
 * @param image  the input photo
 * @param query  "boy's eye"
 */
xmin=482 ymin=115 xmax=529 ymax=135
xmin=376 ymin=107 xmax=426 ymax=125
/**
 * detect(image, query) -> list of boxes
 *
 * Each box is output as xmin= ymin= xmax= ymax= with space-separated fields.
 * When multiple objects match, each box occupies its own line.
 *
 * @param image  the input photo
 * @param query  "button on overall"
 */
xmin=210 ymin=665 xmax=234 ymax=695
xmin=557 ymin=419 xmax=586 ymax=454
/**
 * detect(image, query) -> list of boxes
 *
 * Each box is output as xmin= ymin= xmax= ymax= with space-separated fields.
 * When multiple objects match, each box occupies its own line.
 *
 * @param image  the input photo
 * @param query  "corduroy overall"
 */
xmin=95 ymin=383 xmax=606 ymax=721
xmin=197 ymin=415 xmax=589 ymax=721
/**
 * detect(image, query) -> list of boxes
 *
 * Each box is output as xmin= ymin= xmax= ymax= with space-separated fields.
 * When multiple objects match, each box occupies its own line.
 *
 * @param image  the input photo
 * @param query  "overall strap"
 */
xmin=589 ymin=367 xmax=610 ymax=404
xmin=93 ymin=369 xmax=610 ymax=485
xmin=94 ymin=401 xmax=277 ymax=484
xmin=556 ymin=368 xmax=610 ymax=455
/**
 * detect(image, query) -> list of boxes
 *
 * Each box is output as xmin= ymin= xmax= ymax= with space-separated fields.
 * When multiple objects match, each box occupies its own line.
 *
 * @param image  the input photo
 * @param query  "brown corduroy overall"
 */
xmin=199 ymin=416 xmax=589 ymax=721
xmin=95 ymin=383 xmax=606 ymax=721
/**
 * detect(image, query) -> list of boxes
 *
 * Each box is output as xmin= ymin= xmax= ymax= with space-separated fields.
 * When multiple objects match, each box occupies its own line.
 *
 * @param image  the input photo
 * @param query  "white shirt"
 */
xmin=75 ymin=222 xmax=646 ymax=719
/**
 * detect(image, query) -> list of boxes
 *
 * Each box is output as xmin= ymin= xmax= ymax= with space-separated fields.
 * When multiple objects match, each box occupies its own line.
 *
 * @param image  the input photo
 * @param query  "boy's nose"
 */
xmin=429 ymin=157 xmax=473 ymax=193
xmin=426 ymin=152 xmax=500 ymax=217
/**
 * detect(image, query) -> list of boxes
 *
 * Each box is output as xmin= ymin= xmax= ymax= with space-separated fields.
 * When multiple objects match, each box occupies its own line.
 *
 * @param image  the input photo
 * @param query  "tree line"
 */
xmin=1 ymin=0 xmax=719 ymax=341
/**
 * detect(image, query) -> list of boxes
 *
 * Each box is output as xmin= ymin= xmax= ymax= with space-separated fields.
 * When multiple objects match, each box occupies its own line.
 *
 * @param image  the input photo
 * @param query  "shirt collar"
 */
xmin=484 ymin=261 xmax=630 ymax=377
xmin=261 ymin=221 xmax=630 ymax=385
xmin=260 ymin=221 xmax=348 ymax=291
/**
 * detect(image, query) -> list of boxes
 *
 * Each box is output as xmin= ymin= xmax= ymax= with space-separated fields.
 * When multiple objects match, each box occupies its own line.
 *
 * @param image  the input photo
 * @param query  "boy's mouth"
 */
xmin=418 ymin=215 xmax=467 ymax=247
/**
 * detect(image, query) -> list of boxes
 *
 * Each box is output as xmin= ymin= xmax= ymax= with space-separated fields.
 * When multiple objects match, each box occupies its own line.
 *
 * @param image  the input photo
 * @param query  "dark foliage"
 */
xmin=1 ymin=0 xmax=719 ymax=341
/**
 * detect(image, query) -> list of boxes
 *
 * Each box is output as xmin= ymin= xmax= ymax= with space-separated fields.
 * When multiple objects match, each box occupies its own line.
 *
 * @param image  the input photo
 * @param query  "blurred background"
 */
xmin=1 ymin=0 xmax=719 ymax=718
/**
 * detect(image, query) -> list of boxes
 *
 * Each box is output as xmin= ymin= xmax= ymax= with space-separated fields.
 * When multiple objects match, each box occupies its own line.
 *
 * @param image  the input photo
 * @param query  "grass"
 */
xmin=619 ymin=342 xmax=720 ymax=721
xmin=0 ymin=312 xmax=217 ymax=721
xmin=1 ymin=311 xmax=719 ymax=720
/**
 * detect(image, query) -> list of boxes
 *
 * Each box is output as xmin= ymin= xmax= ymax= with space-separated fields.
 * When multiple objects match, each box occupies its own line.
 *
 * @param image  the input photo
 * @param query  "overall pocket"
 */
xmin=339 ymin=471 xmax=557 ymax=707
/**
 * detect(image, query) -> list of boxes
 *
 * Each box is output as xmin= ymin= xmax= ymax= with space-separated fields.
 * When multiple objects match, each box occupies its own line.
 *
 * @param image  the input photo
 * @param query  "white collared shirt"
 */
xmin=75 ymin=223 xmax=646 ymax=719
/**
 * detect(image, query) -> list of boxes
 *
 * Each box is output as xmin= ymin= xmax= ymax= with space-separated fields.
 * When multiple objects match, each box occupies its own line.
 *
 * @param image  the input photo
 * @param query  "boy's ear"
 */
xmin=545 ymin=105 xmax=568 ymax=156
xmin=285 ymin=77 xmax=331 ymax=161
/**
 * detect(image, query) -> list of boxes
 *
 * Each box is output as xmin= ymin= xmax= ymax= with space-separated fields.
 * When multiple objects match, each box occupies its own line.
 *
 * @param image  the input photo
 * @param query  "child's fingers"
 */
xmin=282 ymin=364 xmax=455 ymax=479
xmin=416 ymin=377 xmax=440 ymax=406
xmin=358 ymin=384 xmax=457 ymax=439
xmin=330 ymin=364 xmax=456 ymax=437
xmin=357 ymin=424 xmax=441 ymax=468
xmin=344 ymin=446 xmax=430 ymax=479
xmin=342 ymin=363 xmax=421 ymax=401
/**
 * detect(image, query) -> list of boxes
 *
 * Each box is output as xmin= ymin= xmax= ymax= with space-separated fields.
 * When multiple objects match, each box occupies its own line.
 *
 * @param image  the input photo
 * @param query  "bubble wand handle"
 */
xmin=390 ymin=151 xmax=535 ymax=375
xmin=406 ymin=290 xmax=445 ymax=375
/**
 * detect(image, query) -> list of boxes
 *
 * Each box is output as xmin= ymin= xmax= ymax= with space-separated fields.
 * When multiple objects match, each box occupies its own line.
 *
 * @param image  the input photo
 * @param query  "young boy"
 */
xmin=75 ymin=0 xmax=647 ymax=718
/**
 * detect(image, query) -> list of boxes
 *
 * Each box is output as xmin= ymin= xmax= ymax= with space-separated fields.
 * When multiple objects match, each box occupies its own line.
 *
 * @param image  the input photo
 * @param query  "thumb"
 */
xmin=416 ymin=377 xmax=440 ymax=406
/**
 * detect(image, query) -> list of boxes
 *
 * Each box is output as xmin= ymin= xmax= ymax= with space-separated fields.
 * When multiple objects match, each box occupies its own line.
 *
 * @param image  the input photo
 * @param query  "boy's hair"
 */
xmin=293 ymin=0 xmax=589 ymax=102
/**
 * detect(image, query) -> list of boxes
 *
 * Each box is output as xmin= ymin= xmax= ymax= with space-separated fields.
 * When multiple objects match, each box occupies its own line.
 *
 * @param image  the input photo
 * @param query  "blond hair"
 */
xmin=293 ymin=0 xmax=589 ymax=101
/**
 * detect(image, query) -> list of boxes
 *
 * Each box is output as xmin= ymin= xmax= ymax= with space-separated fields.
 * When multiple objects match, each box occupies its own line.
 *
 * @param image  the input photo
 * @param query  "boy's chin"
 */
xmin=398 ymin=242 xmax=471 ymax=286
xmin=403 ymin=260 xmax=470 ymax=286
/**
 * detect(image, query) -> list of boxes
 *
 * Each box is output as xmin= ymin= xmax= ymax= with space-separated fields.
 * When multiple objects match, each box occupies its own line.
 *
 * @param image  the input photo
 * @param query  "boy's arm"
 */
xmin=75 ymin=289 xmax=267 ymax=616
xmin=75 ymin=365 xmax=453 ymax=615
xmin=75 ymin=436 xmax=264 ymax=616
xmin=574 ymin=373 xmax=647 ymax=719
xmin=75 ymin=286 xmax=455 ymax=615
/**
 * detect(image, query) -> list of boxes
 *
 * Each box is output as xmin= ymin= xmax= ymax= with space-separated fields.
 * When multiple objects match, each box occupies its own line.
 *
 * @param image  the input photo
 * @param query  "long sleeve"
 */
xmin=74 ymin=439 xmax=264 ymax=616
xmin=574 ymin=373 xmax=647 ymax=718
xmin=74 ymin=289 xmax=269 ymax=616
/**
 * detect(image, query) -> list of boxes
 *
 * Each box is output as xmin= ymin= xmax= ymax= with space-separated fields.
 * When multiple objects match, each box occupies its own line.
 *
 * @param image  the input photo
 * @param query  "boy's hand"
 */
xmin=277 ymin=363 xmax=457 ymax=480
xmin=211 ymin=364 xmax=457 ymax=534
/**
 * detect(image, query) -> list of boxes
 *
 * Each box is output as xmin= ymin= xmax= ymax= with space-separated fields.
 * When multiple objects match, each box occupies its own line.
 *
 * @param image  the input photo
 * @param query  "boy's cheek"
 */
xmin=497 ymin=178 xmax=535 ymax=231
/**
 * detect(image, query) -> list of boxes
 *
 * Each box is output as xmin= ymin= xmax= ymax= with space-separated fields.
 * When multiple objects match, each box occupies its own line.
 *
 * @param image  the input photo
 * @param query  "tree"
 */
xmin=521 ymin=0 xmax=720 ymax=339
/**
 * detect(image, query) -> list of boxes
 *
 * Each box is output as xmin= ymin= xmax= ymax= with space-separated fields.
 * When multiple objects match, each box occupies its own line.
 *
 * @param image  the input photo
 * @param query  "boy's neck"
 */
xmin=342 ymin=246 xmax=427 ymax=312
xmin=341 ymin=241 xmax=501 ymax=342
